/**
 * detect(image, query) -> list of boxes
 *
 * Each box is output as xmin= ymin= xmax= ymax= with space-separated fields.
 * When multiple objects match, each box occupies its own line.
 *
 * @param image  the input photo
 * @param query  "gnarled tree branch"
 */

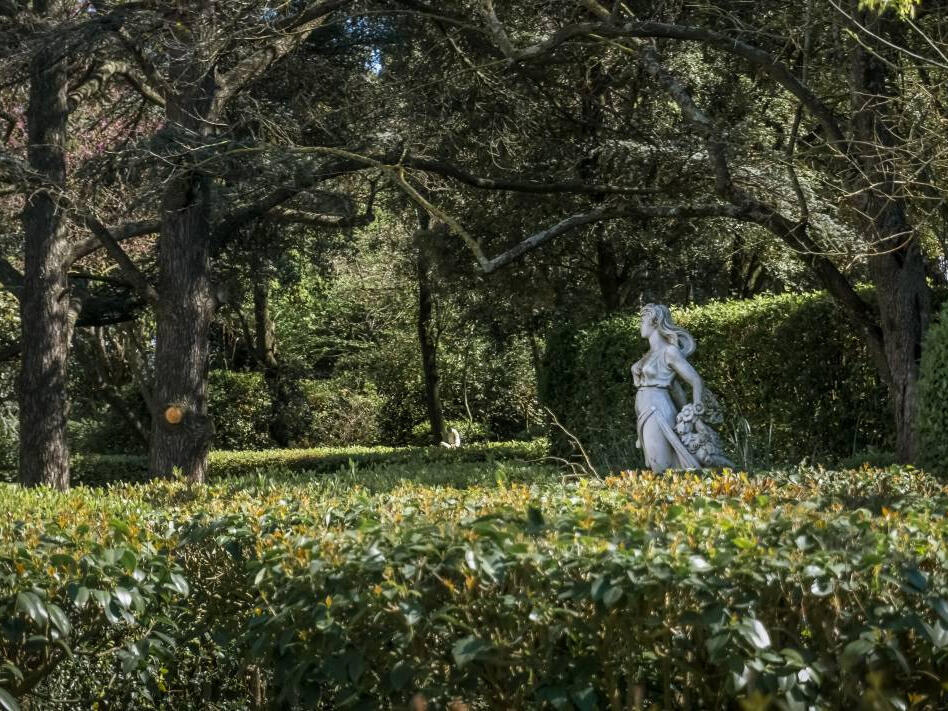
xmin=480 ymin=202 xmax=755 ymax=273
xmin=72 ymin=213 xmax=159 ymax=306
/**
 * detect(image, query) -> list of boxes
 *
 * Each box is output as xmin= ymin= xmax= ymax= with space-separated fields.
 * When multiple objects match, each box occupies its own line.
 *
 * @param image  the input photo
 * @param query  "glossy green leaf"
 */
xmin=0 ymin=688 xmax=19 ymax=711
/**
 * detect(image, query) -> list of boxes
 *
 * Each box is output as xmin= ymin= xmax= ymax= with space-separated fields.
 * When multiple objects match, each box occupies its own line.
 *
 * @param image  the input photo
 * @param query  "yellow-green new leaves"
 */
xmin=859 ymin=0 xmax=920 ymax=18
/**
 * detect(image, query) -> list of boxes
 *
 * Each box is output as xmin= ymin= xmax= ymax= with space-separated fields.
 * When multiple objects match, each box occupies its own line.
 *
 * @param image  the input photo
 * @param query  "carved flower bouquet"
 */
xmin=675 ymin=393 xmax=734 ymax=468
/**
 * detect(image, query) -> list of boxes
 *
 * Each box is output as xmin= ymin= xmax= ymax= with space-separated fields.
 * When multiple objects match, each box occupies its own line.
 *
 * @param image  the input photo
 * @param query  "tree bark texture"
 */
xmin=19 ymin=27 xmax=71 ymax=489
xmin=416 ymin=215 xmax=446 ymax=445
xmin=149 ymin=69 xmax=217 ymax=482
xmin=253 ymin=267 xmax=279 ymax=370
xmin=850 ymin=12 xmax=931 ymax=462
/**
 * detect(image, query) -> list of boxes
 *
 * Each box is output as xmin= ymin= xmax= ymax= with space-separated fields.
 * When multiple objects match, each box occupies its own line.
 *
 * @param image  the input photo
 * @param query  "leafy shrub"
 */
xmin=63 ymin=439 xmax=548 ymax=486
xmin=68 ymin=409 xmax=149 ymax=456
xmin=1 ymin=464 xmax=946 ymax=709
xmin=918 ymin=303 xmax=948 ymax=479
xmin=540 ymin=291 xmax=892 ymax=468
xmin=208 ymin=370 xmax=273 ymax=450
xmin=295 ymin=378 xmax=383 ymax=447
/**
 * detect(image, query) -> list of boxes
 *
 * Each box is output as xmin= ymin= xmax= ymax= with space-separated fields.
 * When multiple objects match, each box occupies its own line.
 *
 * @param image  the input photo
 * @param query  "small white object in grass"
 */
xmin=440 ymin=427 xmax=462 ymax=448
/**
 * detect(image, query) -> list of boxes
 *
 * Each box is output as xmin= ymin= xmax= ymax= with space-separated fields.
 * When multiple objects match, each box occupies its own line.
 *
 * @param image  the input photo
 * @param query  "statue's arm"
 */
xmin=670 ymin=380 xmax=688 ymax=410
xmin=666 ymin=348 xmax=704 ymax=406
xmin=630 ymin=356 xmax=644 ymax=378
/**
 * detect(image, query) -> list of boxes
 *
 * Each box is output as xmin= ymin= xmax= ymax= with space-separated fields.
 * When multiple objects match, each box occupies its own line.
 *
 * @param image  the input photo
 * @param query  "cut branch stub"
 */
xmin=164 ymin=405 xmax=184 ymax=425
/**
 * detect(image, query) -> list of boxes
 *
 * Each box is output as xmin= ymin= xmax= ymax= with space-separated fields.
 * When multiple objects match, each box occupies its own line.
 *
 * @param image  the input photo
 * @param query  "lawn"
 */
xmin=1 ymin=451 xmax=946 ymax=709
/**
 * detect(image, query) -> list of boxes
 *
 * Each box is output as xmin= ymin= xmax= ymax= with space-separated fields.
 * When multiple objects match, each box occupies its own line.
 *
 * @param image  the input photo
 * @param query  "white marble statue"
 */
xmin=631 ymin=304 xmax=734 ymax=472
xmin=440 ymin=427 xmax=462 ymax=448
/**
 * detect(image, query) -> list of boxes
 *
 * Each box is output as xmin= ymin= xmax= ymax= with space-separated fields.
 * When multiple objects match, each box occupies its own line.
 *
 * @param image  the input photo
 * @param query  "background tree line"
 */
xmin=1 ymin=0 xmax=947 ymax=487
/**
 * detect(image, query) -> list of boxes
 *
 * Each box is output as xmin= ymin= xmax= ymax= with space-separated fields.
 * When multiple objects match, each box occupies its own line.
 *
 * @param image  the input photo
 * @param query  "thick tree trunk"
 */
xmin=18 ymin=31 xmax=71 ymax=489
xmin=851 ymin=14 xmax=931 ymax=462
xmin=149 ymin=167 xmax=215 ymax=481
xmin=869 ymin=240 xmax=928 ymax=461
xmin=149 ymin=65 xmax=217 ymax=480
xmin=415 ymin=215 xmax=446 ymax=444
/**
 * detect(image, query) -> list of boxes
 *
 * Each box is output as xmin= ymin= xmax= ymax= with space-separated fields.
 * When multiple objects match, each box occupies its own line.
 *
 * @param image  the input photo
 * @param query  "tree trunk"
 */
xmin=253 ymin=267 xmax=279 ymax=370
xmin=18 ymin=27 xmax=71 ymax=489
xmin=595 ymin=231 xmax=622 ymax=313
xmin=851 ymin=12 xmax=931 ymax=462
xmin=149 ymin=70 xmax=217 ymax=481
xmin=251 ymin=264 xmax=294 ymax=448
xmin=869 ymin=239 xmax=928 ymax=461
xmin=149 ymin=168 xmax=215 ymax=480
xmin=415 ymin=215 xmax=446 ymax=444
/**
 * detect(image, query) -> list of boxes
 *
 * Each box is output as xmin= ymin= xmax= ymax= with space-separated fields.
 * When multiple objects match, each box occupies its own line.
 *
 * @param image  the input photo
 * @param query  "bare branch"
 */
xmin=478 ymin=0 xmax=517 ymax=59
xmin=213 ymin=0 xmax=353 ymax=114
xmin=269 ymin=206 xmax=373 ymax=228
xmin=68 ymin=60 xmax=164 ymax=110
xmin=72 ymin=214 xmax=159 ymax=306
xmin=0 ymin=110 xmax=18 ymax=144
xmin=0 ymin=257 xmax=23 ymax=297
xmin=0 ymin=147 xmax=39 ymax=186
xmin=401 ymin=156 xmax=649 ymax=195
xmin=635 ymin=42 xmax=886 ymax=360
xmin=67 ymin=219 xmax=160 ymax=266
xmin=479 ymin=17 xmax=847 ymax=148
xmin=480 ymin=203 xmax=755 ymax=273
xmin=110 ymin=24 xmax=171 ymax=101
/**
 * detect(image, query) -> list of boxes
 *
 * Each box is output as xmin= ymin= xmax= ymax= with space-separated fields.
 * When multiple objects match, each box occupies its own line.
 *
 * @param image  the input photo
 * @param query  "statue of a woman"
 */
xmin=631 ymin=304 xmax=734 ymax=472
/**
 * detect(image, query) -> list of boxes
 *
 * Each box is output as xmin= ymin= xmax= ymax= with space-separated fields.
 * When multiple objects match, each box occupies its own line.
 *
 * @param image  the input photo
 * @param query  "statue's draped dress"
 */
xmin=633 ymin=347 xmax=700 ymax=471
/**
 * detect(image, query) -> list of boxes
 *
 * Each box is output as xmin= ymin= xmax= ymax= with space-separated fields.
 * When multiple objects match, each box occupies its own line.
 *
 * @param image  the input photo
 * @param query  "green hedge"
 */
xmin=540 ymin=292 xmax=892 ymax=468
xmin=1 ymin=465 xmax=946 ymax=708
xmin=919 ymin=303 xmax=948 ymax=478
xmin=50 ymin=439 xmax=548 ymax=486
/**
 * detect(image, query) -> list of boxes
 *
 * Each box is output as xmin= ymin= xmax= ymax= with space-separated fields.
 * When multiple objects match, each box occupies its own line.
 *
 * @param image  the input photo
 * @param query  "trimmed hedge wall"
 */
xmin=2 ymin=465 xmax=947 ymax=708
xmin=919 ymin=302 xmax=948 ymax=478
xmin=3 ymin=440 xmax=547 ymax=487
xmin=540 ymin=292 xmax=892 ymax=467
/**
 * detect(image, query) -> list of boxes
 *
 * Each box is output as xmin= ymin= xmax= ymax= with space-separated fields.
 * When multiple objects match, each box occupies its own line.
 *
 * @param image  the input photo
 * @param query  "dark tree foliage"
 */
xmin=2 ymin=0 xmax=947 ymax=482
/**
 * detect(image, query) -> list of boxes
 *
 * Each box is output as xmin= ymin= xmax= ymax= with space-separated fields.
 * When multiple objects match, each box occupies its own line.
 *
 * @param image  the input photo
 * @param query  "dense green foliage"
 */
xmin=918 ymin=304 xmax=948 ymax=478
xmin=208 ymin=371 xmax=385 ymax=450
xmin=540 ymin=292 xmax=892 ymax=469
xmin=208 ymin=371 xmax=274 ymax=451
xmin=1 ymin=461 xmax=946 ymax=709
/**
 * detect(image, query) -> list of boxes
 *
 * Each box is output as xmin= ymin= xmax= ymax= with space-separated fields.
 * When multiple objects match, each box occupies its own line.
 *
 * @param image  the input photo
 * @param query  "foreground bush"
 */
xmin=540 ymin=291 xmax=892 ymax=468
xmin=1 ymin=463 xmax=946 ymax=709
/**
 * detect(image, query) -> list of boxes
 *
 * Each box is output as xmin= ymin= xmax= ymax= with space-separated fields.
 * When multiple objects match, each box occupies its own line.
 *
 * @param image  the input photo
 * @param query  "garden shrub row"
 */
xmin=540 ymin=291 xmax=893 ymax=468
xmin=54 ymin=439 xmax=548 ymax=487
xmin=1 ymin=464 xmax=946 ymax=709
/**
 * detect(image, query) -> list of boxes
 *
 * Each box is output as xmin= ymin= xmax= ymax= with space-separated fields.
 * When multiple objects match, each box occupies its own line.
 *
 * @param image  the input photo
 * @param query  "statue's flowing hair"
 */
xmin=642 ymin=304 xmax=696 ymax=357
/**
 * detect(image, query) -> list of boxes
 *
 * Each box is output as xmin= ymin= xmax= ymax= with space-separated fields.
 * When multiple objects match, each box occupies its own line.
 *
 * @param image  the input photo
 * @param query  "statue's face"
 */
xmin=640 ymin=312 xmax=655 ymax=338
